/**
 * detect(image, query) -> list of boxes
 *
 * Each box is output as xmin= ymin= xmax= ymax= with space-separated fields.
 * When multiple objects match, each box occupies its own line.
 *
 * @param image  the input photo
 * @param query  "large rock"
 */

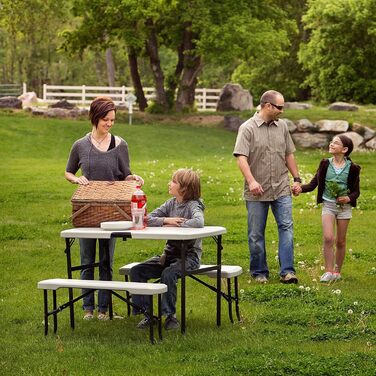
xmin=316 ymin=120 xmax=349 ymax=133
xmin=365 ymin=137 xmax=376 ymax=150
xmin=281 ymin=118 xmax=297 ymax=133
xmin=352 ymin=123 xmax=375 ymax=141
xmin=18 ymin=91 xmax=38 ymax=108
xmin=338 ymin=131 xmax=364 ymax=150
xmin=224 ymin=115 xmax=244 ymax=132
xmin=296 ymin=118 xmax=317 ymax=132
xmin=49 ymin=99 xmax=76 ymax=109
xmin=0 ymin=96 xmax=22 ymax=109
xmin=216 ymin=83 xmax=253 ymax=112
xmin=284 ymin=102 xmax=312 ymax=110
xmin=291 ymin=132 xmax=329 ymax=148
xmin=328 ymin=102 xmax=359 ymax=111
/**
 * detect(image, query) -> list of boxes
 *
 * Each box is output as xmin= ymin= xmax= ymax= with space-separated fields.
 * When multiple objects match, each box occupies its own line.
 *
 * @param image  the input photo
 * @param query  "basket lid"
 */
xmin=71 ymin=180 xmax=138 ymax=203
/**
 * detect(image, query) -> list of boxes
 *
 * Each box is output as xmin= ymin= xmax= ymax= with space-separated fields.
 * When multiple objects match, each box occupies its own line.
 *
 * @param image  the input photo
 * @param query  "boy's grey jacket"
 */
xmin=147 ymin=198 xmax=205 ymax=259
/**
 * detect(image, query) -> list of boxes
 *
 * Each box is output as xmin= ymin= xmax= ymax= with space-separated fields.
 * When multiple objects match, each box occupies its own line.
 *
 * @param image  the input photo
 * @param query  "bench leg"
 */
xmin=124 ymin=275 xmax=131 ymax=317
xmin=53 ymin=290 xmax=58 ymax=333
xmin=43 ymin=290 xmax=49 ymax=335
xmin=158 ymin=294 xmax=162 ymax=341
xmin=68 ymin=287 xmax=75 ymax=330
xmin=227 ymin=278 xmax=234 ymax=324
xmin=234 ymin=276 xmax=241 ymax=321
xmin=149 ymin=298 xmax=154 ymax=344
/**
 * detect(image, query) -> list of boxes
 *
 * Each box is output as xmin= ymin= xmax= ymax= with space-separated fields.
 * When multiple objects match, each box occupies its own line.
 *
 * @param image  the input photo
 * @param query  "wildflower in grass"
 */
xmin=347 ymin=309 xmax=353 ymax=314
xmin=320 ymin=266 xmax=325 ymax=271
xmin=240 ymin=289 xmax=244 ymax=294
xmin=299 ymin=209 xmax=304 ymax=214
xmin=332 ymin=289 xmax=342 ymax=295
xmin=312 ymin=279 xmax=317 ymax=282
xmin=229 ymin=187 xmax=234 ymax=193
xmin=353 ymin=301 xmax=358 ymax=306
xmin=305 ymin=287 xmax=311 ymax=292
xmin=314 ymin=259 xmax=320 ymax=265
xmin=296 ymin=243 xmax=300 ymax=247
xmin=272 ymin=240 xmax=275 ymax=244
xmin=275 ymin=255 xmax=279 ymax=260
xmin=299 ymin=285 xmax=305 ymax=290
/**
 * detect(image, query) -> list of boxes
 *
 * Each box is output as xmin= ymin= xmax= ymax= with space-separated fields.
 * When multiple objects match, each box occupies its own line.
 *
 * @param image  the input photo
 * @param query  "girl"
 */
xmin=297 ymin=135 xmax=360 ymax=282
xmin=130 ymin=168 xmax=204 ymax=330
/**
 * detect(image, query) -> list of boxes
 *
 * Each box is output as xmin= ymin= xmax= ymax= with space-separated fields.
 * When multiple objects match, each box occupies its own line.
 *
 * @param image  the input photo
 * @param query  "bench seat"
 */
xmin=119 ymin=263 xmax=242 ymax=323
xmin=38 ymin=278 xmax=167 ymax=343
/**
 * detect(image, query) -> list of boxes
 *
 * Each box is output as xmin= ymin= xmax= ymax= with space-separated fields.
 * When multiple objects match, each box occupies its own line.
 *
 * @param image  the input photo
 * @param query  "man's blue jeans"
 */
xmin=79 ymin=238 xmax=116 ymax=312
xmin=130 ymin=254 xmax=200 ymax=317
xmin=246 ymin=195 xmax=295 ymax=277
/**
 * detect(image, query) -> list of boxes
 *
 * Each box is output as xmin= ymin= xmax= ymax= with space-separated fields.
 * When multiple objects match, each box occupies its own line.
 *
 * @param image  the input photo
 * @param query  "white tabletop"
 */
xmin=60 ymin=226 xmax=227 ymax=240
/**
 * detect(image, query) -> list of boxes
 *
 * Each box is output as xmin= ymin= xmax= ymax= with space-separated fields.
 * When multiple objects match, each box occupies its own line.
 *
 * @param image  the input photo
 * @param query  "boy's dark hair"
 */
xmin=338 ymin=134 xmax=354 ymax=156
xmin=89 ymin=96 xmax=116 ymax=127
xmin=173 ymin=168 xmax=201 ymax=201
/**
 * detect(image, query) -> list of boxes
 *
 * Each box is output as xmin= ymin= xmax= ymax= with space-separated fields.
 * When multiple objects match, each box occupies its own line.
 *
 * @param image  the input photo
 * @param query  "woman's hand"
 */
xmin=126 ymin=174 xmax=144 ymax=186
xmin=337 ymin=196 xmax=350 ymax=204
xmin=75 ymin=176 xmax=89 ymax=185
xmin=65 ymin=171 xmax=89 ymax=185
xmin=163 ymin=217 xmax=186 ymax=227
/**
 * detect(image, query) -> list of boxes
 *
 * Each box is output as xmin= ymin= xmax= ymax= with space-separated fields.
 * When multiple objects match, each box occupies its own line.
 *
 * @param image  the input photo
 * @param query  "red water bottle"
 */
xmin=131 ymin=186 xmax=147 ymax=229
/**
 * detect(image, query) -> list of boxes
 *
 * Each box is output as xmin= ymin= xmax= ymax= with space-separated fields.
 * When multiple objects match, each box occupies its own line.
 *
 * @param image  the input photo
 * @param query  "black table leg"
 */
xmin=216 ymin=235 xmax=222 ymax=327
xmin=181 ymin=244 xmax=186 ymax=334
xmin=65 ymin=238 xmax=75 ymax=329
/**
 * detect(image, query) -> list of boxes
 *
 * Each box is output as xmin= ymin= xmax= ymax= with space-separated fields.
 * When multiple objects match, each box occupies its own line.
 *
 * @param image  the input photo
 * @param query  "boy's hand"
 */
xmin=163 ymin=217 xmax=186 ymax=226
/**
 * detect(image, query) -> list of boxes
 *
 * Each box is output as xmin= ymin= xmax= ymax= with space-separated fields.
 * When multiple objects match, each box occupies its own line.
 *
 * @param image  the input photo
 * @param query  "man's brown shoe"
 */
xmin=280 ymin=272 xmax=298 ymax=284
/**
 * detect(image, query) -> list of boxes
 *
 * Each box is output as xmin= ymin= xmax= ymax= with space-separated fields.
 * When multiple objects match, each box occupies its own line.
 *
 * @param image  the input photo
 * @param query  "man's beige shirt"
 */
xmin=233 ymin=112 xmax=296 ymax=201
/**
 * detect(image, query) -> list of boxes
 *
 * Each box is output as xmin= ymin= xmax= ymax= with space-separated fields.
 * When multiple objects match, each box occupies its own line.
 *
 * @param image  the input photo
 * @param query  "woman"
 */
xmin=65 ymin=96 xmax=143 ymax=320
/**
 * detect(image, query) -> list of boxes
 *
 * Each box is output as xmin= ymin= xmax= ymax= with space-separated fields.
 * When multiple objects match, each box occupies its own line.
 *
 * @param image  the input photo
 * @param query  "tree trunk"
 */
xmin=105 ymin=48 xmax=116 ymax=87
xmin=166 ymin=43 xmax=184 ymax=109
xmin=175 ymin=24 xmax=202 ymax=112
xmin=144 ymin=18 xmax=168 ymax=110
xmin=127 ymin=45 xmax=148 ymax=111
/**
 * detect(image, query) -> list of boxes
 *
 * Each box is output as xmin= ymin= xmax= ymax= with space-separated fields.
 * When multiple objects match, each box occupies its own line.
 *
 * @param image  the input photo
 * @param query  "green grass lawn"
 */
xmin=0 ymin=111 xmax=375 ymax=375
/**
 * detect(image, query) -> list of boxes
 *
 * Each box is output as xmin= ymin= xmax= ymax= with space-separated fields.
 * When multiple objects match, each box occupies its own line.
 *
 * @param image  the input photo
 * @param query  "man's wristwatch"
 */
xmin=293 ymin=176 xmax=302 ymax=183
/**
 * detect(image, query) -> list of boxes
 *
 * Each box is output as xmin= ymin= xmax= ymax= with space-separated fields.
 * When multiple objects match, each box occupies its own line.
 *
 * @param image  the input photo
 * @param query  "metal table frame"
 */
xmin=61 ymin=226 xmax=227 ymax=334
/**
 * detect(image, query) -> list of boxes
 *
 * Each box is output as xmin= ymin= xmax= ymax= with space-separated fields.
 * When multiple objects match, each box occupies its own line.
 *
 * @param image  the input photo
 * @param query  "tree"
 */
xmin=299 ymin=0 xmax=376 ymax=103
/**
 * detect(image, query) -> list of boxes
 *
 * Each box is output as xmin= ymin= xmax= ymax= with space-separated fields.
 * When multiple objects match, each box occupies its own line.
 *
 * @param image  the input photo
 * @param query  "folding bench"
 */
xmin=119 ymin=263 xmax=242 ymax=323
xmin=37 ymin=278 xmax=167 ymax=343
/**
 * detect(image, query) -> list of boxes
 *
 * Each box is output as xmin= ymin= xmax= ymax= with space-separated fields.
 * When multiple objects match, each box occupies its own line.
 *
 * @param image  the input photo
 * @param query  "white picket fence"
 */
xmin=42 ymin=84 xmax=221 ymax=111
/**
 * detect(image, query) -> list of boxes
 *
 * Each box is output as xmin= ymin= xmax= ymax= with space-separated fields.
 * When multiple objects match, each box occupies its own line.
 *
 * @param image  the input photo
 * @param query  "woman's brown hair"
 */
xmin=89 ymin=96 xmax=116 ymax=127
xmin=173 ymin=168 xmax=201 ymax=201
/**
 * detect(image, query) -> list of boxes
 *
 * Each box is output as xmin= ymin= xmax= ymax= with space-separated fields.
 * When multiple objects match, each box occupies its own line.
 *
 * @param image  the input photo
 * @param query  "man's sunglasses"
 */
xmin=268 ymin=102 xmax=284 ymax=111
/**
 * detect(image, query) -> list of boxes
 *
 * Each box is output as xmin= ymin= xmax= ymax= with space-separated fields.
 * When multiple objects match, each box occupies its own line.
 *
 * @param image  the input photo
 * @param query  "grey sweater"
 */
xmin=148 ymin=198 xmax=205 ymax=259
xmin=66 ymin=133 xmax=131 ymax=181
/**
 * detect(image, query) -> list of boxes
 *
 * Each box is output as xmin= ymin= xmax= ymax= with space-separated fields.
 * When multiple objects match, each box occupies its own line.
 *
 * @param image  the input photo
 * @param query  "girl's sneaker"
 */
xmin=332 ymin=272 xmax=341 ymax=281
xmin=320 ymin=272 xmax=333 ymax=282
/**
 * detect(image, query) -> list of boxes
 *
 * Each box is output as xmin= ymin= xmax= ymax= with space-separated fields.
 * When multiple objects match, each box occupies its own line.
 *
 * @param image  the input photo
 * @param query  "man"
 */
xmin=233 ymin=90 xmax=301 ymax=283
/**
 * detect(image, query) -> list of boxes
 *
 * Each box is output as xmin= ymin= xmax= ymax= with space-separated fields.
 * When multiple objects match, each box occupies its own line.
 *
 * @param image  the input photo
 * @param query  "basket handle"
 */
xmin=113 ymin=204 xmax=132 ymax=221
xmin=71 ymin=203 xmax=91 ymax=220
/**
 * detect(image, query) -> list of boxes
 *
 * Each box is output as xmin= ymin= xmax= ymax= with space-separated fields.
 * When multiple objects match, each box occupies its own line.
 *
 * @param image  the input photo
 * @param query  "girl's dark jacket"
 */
xmin=301 ymin=158 xmax=361 ymax=207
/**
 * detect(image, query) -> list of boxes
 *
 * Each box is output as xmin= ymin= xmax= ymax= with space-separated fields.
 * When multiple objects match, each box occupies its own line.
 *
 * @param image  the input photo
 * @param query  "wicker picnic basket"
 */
xmin=71 ymin=180 xmax=138 ymax=227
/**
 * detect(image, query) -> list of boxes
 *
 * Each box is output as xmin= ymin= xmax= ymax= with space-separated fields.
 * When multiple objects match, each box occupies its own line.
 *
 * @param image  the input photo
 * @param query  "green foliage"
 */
xmin=299 ymin=0 xmax=376 ymax=103
xmin=326 ymin=181 xmax=348 ymax=198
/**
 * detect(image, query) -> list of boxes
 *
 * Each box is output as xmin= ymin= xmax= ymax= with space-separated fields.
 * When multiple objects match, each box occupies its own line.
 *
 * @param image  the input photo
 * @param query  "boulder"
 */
xmin=296 ymin=118 xmax=317 ymax=132
xmin=365 ymin=137 xmax=376 ymax=150
xmin=316 ymin=120 xmax=349 ymax=133
xmin=49 ymin=99 xmax=76 ymax=109
xmin=45 ymin=108 xmax=70 ymax=118
xmin=284 ymin=102 xmax=312 ymax=110
xmin=224 ymin=115 xmax=244 ymax=132
xmin=281 ymin=118 xmax=297 ymax=133
xmin=338 ymin=131 xmax=364 ymax=150
xmin=291 ymin=133 xmax=329 ymax=149
xmin=216 ymin=83 xmax=253 ymax=112
xmin=352 ymin=123 xmax=375 ymax=141
xmin=328 ymin=102 xmax=358 ymax=111
xmin=0 ymin=96 xmax=22 ymax=109
xmin=18 ymin=91 xmax=38 ymax=108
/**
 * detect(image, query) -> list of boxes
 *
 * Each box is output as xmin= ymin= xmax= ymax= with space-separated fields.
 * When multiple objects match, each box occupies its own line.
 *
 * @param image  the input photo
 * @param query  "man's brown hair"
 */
xmin=173 ymin=168 xmax=201 ymax=201
xmin=89 ymin=96 xmax=116 ymax=127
